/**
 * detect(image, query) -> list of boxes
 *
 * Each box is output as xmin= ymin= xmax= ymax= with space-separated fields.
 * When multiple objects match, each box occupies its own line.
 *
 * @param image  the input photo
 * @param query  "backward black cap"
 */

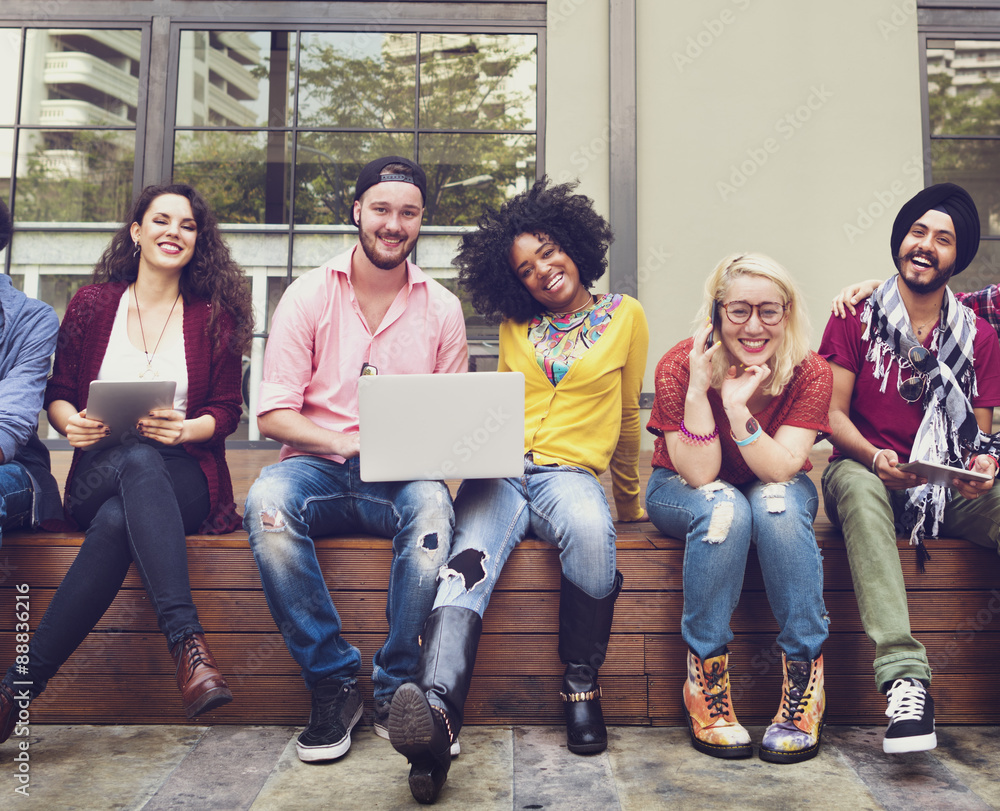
xmin=890 ymin=182 xmax=980 ymax=275
xmin=352 ymin=156 xmax=427 ymax=226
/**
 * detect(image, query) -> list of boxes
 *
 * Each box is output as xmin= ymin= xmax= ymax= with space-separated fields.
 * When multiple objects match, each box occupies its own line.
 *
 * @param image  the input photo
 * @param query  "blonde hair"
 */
xmin=694 ymin=252 xmax=811 ymax=397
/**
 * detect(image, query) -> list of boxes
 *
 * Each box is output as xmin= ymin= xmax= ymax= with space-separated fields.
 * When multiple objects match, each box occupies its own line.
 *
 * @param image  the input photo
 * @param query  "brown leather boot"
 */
xmin=171 ymin=633 xmax=233 ymax=719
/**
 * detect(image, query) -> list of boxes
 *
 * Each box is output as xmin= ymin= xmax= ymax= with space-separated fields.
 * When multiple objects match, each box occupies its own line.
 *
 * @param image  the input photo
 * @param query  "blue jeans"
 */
xmin=0 ymin=462 xmax=34 ymax=545
xmin=16 ymin=442 xmax=210 ymax=696
xmin=434 ymin=461 xmax=618 ymax=614
xmin=645 ymin=468 xmax=828 ymax=662
xmin=244 ymin=455 xmax=454 ymax=700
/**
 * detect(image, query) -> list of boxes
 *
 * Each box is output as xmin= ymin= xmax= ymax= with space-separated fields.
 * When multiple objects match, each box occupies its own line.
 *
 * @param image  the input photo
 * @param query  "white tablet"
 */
xmin=84 ymin=380 xmax=177 ymax=452
xmin=897 ymin=460 xmax=991 ymax=486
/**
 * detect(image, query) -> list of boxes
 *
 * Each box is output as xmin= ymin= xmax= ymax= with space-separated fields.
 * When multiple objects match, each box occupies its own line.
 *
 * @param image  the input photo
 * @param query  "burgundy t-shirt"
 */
xmin=818 ymin=307 xmax=1000 ymax=462
xmin=647 ymin=338 xmax=833 ymax=485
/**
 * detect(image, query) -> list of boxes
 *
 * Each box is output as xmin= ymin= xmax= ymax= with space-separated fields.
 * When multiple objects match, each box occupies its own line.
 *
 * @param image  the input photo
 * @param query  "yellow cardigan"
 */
xmin=498 ymin=294 xmax=649 ymax=520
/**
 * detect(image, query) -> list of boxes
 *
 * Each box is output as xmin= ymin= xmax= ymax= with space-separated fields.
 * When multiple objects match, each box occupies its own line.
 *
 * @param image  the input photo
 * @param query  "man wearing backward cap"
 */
xmin=821 ymin=182 xmax=1000 ymax=754
xmin=245 ymin=157 xmax=467 ymax=763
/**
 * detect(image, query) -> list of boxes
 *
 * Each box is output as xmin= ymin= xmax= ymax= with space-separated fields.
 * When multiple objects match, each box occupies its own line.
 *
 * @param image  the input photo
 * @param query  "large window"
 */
xmin=168 ymin=28 xmax=538 ymax=335
xmin=1 ymin=27 xmax=144 ymax=316
xmin=925 ymin=37 xmax=1000 ymax=292
xmin=0 ymin=11 xmax=542 ymax=443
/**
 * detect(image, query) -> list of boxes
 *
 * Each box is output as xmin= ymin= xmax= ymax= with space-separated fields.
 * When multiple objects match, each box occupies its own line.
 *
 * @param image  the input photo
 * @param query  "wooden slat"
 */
xmin=0 ymin=631 xmax=645 ymax=678
xmin=20 ymin=674 xmax=651 ymax=726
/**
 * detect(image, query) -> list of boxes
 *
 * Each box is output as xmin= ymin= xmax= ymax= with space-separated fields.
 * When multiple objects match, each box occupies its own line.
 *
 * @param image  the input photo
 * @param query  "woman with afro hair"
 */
xmin=389 ymin=178 xmax=648 ymax=803
xmin=0 ymin=183 xmax=253 ymax=742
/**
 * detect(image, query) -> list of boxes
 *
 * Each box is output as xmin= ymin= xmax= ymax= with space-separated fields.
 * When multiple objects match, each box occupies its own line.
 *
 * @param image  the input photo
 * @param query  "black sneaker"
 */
xmin=373 ymin=698 xmax=391 ymax=740
xmin=296 ymin=678 xmax=363 ymax=762
xmin=883 ymin=678 xmax=937 ymax=753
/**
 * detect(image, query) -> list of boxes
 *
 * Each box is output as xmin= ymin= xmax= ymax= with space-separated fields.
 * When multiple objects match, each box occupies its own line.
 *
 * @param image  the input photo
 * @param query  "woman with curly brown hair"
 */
xmin=389 ymin=178 xmax=648 ymax=803
xmin=0 ymin=183 xmax=253 ymax=741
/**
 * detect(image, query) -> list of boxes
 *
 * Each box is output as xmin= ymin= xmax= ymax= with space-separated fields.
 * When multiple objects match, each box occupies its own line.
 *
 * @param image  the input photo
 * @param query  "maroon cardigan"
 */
xmin=45 ymin=281 xmax=243 ymax=533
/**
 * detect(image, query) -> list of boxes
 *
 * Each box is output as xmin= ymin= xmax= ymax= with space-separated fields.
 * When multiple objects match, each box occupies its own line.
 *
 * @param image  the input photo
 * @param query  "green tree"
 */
xmin=15 ymin=130 xmax=134 ymax=223
xmin=294 ymin=34 xmax=536 ymax=226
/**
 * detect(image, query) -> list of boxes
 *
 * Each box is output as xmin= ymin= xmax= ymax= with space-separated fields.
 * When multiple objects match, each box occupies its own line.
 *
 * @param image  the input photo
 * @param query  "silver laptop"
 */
xmin=358 ymin=372 xmax=525 ymax=482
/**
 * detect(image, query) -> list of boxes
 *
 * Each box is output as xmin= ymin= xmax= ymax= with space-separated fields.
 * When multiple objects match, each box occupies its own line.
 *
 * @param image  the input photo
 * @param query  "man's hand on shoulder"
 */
xmin=831 ymin=279 xmax=882 ymax=318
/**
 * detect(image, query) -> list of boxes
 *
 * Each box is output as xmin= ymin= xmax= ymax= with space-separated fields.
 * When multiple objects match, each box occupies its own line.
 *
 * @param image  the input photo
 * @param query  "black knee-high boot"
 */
xmin=558 ymin=570 xmax=624 ymax=754
xmin=389 ymin=606 xmax=482 ymax=804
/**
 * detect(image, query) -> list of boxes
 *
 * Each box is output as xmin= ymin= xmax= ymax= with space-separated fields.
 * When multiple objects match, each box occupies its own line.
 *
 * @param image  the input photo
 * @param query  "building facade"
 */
xmin=0 ymin=1 xmax=996 ymax=443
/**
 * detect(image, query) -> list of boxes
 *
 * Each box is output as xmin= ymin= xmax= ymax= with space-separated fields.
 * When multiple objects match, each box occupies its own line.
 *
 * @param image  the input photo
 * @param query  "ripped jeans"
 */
xmin=245 ymin=455 xmax=453 ymax=701
xmin=645 ymin=468 xmax=828 ymax=662
xmin=433 ymin=461 xmax=618 ymax=615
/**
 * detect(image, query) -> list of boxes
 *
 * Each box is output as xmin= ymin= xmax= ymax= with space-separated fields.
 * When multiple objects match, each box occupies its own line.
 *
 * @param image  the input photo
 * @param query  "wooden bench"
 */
xmin=1 ymin=449 xmax=998 ymax=727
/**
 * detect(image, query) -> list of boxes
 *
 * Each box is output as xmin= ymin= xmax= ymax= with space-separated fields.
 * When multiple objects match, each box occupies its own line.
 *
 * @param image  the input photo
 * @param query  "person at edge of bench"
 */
xmin=0 ymin=200 xmax=60 ymax=550
xmin=820 ymin=182 xmax=1000 ymax=755
xmin=244 ymin=157 xmax=467 ymax=764
xmin=0 ymin=183 xmax=253 ymax=743
xmin=0 ymin=195 xmax=63 ymax=744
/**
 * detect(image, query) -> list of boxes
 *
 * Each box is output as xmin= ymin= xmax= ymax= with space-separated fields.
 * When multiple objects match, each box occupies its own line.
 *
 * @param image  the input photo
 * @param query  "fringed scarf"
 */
xmin=863 ymin=277 xmax=1000 ymax=568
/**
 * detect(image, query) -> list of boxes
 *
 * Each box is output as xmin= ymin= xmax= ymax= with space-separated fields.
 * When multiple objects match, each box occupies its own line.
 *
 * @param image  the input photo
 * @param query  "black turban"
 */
xmin=890 ymin=182 xmax=980 ymax=275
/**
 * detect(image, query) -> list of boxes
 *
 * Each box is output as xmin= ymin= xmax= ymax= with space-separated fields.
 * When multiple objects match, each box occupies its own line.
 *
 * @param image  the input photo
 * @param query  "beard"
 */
xmin=895 ymin=249 xmax=955 ymax=295
xmin=358 ymin=217 xmax=418 ymax=271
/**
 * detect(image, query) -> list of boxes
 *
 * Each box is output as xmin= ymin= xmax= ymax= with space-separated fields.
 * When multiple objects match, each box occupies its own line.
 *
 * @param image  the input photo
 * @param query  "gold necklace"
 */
xmin=133 ymin=284 xmax=181 ymax=379
xmin=550 ymin=294 xmax=595 ymax=317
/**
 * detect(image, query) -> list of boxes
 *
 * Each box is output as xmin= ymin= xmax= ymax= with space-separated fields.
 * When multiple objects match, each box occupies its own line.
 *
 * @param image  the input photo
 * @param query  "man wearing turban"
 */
xmin=819 ymin=183 xmax=1000 ymax=755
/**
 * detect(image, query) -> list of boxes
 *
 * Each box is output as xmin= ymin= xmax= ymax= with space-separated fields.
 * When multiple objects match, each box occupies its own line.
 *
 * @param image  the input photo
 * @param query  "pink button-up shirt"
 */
xmin=259 ymin=245 xmax=468 ymax=462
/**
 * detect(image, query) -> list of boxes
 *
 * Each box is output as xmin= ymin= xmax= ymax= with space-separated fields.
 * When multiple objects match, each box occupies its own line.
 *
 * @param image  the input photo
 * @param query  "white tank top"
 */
xmin=97 ymin=289 xmax=189 ymax=414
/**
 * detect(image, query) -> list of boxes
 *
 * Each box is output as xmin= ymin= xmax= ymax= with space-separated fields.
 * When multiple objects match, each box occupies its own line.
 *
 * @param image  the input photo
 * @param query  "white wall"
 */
xmin=636 ymin=0 xmax=924 ymax=364
xmin=545 ymin=0 xmax=613 ymax=294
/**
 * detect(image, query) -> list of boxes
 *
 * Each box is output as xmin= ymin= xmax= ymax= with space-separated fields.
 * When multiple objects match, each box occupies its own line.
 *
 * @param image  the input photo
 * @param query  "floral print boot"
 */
xmin=759 ymin=652 xmax=825 ymax=764
xmin=682 ymin=649 xmax=752 ymax=759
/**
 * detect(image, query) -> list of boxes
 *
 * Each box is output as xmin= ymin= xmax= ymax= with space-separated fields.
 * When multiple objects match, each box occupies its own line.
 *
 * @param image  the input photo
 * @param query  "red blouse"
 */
xmin=647 ymin=338 xmax=833 ymax=485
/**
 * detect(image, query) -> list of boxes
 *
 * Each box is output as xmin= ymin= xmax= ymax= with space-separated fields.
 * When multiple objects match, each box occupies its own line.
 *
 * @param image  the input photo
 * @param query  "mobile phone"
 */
xmin=706 ymin=300 xmax=718 ymax=350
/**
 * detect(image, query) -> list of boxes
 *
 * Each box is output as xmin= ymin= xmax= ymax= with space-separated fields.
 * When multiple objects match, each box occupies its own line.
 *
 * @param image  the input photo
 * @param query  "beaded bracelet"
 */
xmin=678 ymin=418 xmax=719 ymax=445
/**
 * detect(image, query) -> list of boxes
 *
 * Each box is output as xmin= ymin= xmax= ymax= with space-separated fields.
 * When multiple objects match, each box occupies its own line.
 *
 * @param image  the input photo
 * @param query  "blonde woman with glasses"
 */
xmin=645 ymin=252 xmax=832 ymax=764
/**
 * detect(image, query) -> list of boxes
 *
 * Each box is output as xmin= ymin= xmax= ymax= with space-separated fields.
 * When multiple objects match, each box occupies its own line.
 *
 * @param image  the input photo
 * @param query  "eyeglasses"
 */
xmin=897 ymin=345 xmax=935 ymax=403
xmin=720 ymin=301 xmax=789 ymax=326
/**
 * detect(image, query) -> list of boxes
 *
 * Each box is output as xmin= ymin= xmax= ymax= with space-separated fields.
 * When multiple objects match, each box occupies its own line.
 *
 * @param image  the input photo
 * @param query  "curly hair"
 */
xmin=455 ymin=177 xmax=614 ymax=323
xmin=93 ymin=183 xmax=254 ymax=353
xmin=696 ymin=252 xmax=811 ymax=397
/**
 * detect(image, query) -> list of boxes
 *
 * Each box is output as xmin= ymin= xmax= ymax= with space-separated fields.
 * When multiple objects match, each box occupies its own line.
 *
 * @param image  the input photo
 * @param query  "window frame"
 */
xmin=919 ymin=4 xmax=1000 ymax=291
xmin=160 ymin=20 xmax=545 ymax=288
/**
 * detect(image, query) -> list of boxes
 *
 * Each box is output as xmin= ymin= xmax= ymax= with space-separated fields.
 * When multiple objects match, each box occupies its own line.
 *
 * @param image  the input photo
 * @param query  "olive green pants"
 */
xmin=822 ymin=457 xmax=1000 ymax=691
